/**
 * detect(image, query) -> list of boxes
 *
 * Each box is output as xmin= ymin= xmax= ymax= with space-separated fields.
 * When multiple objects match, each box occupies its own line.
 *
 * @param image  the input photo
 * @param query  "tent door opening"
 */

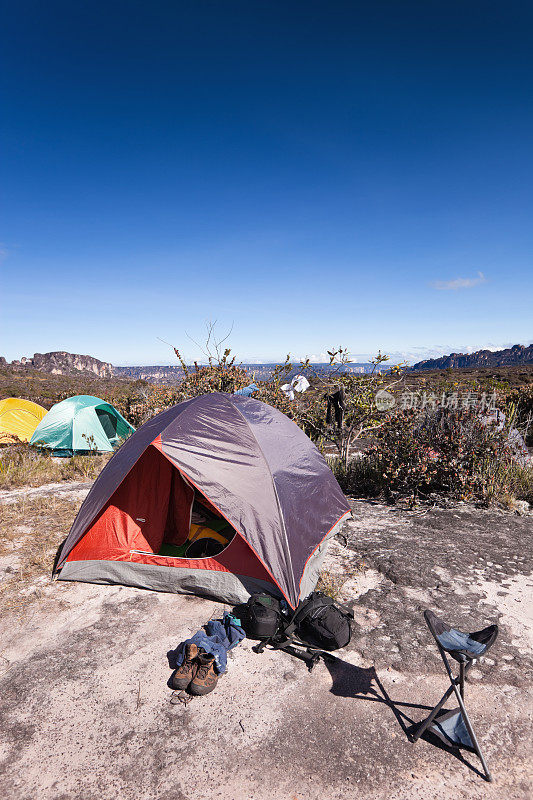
xmin=160 ymin=466 xmax=236 ymax=559
xmin=96 ymin=407 xmax=119 ymax=443
xmin=81 ymin=444 xmax=237 ymax=563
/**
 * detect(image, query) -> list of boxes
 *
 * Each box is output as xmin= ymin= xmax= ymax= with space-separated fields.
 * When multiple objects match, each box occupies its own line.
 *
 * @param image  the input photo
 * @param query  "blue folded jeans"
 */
xmin=174 ymin=614 xmax=246 ymax=674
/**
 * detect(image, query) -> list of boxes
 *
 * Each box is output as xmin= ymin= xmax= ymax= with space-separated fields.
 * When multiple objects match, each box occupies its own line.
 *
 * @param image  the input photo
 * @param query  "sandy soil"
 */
xmin=0 ymin=480 xmax=92 ymax=505
xmin=0 ymin=489 xmax=532 ymax=800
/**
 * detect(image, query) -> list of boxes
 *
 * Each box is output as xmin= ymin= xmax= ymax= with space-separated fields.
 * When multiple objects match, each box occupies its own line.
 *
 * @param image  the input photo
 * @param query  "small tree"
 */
xmin=160 ymin=329 xmax=405 ymax=467
xmin=288 ymin=348 xmax=405 ymax=466
xmin=169 ymin=321 xmax=251 ymax=398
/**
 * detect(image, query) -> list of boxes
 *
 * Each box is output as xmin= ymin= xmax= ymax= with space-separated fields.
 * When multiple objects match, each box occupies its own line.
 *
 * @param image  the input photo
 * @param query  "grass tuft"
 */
xmin=0 ymin=444 xmax=111 ymax=489
xmin=0 ymin=495 xmax=82 ymax=612
xmin=316 ymin=568 xmax=346 ymax=601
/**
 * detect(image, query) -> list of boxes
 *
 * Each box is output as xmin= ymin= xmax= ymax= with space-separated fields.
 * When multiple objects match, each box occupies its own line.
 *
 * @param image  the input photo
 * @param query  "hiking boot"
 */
xmin=171 ymin=643 xmax=199 ymax=690
xmin=189 ymin=650 xmax=219 ymax=695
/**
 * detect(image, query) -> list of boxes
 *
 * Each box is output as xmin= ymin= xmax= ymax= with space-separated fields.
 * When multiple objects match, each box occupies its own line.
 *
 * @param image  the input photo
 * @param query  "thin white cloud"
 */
xmin=432 ymin=271 xmax=487 ymax=291
xmin=307 ymin=352 xmax=331 ymax=363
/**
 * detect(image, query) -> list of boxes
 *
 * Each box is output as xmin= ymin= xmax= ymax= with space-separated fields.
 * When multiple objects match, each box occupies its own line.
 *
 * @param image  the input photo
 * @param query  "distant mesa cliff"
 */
xmin=5 ymin=351 xmax=113 ymax=378
xmin=113 ymin=362 xmax=374 ymax=384
xmin=413 ymin=343 xmax=533 ymax=371
xmin=2 ymin=345 xmax=532 ymax=381
xmin=113 ymin=365 xmax=185 ymax=382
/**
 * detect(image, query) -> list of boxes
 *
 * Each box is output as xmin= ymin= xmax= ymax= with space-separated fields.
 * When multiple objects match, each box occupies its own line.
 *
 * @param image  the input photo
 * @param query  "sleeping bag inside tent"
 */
xmin=0 ymin=398 xmax=48 ymax=443
xmin=54 ymin=392 xmax=351 ymax=607
xmin=30 ymin=395 xmax=135 ymax=455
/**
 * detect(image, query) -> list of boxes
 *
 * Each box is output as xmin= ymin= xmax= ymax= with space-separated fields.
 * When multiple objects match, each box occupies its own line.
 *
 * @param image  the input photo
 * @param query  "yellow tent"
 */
xmin=0 ymin=398 xmax=48 ymax=443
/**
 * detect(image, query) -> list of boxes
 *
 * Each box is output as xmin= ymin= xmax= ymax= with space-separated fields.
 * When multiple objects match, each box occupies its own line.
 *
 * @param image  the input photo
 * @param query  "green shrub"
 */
xmin=505 ymin=385 xmax=533 ymax=445
xmin=366 ymin=408 xmax=532 ymax=505
xmin=330 ymin=408 xmax=533 ymax=506
xmin=328 ymin=456 xmax=382 ymax=498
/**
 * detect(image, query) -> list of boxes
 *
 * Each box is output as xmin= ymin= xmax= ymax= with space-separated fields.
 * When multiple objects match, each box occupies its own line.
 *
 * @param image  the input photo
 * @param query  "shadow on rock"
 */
xmin=167 ymin=648 xmax=179 ymax=669
xmin=322 ymin=654 xmax=487 ymax=781
xmin=322 ymin=655 xmax=376 ymax=698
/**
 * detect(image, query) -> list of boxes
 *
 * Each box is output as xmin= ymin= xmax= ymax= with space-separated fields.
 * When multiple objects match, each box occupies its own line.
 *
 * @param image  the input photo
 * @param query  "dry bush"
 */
xmin=0 ymin=445 xmax=63 ymax=488
xmin=67 ymin=452 xmax=112 ymax=480
xmin=0 ymin=445 xmax=111 ymax=489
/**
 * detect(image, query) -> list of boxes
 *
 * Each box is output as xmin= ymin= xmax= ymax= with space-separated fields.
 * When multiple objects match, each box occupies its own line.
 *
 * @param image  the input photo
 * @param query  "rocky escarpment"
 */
xmin=113 ymin=362 xmax=374 ymax=384
xmin=6 ymin=351 xmax=113 ymax=378
xmin=413 ymin=343 xmax=533 ymax=370
xmin=113 ymin=364 xmax=185 ymax=383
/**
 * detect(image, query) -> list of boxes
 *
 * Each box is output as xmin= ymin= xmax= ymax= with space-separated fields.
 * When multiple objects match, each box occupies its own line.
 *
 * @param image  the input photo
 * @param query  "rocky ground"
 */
xmin=0 ymin=484 xmax=531 ymax=800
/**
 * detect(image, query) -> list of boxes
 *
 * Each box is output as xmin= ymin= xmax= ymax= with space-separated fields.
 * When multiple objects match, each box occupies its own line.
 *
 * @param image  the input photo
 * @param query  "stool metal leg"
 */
xmin=414 ymin=624 xmax=493 ymax=782
xmin=412 ymin=659 xmax=472 ymax=743
xmin=439 ymin=648 xmax=492 ymax=782
xmin=412 ymin=682 xmax=455 ymax=742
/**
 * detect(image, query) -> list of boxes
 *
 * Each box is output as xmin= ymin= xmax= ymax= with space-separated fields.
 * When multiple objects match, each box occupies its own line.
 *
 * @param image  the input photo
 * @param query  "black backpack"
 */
xmin=283 ymin=592 xmax=353 ymax=651
xmin=243 ymin=591 xmax=353 ymax=653
xmin=240 ymin=593 xmax=286 ymax=640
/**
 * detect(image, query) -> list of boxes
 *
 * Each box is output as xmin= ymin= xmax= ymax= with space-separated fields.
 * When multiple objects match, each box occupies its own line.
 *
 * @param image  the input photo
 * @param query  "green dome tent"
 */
xmin=30 ymin=395 xmax=135 ymax=456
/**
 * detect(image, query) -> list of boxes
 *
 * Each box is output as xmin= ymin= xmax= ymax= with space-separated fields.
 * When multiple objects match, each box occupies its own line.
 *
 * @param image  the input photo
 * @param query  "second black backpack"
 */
xmin=283 ymin=592 xmax=353 ymax=651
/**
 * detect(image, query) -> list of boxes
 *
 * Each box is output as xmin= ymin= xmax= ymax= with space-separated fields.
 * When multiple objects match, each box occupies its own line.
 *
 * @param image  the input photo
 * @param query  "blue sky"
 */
xmin=2 ymin=1 xmax=532 ymax=365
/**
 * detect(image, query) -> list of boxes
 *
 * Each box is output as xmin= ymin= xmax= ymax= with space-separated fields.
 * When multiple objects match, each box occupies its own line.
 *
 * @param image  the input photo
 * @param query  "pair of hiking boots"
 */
xmin=171 ymin=643 xmax=219 ymax=696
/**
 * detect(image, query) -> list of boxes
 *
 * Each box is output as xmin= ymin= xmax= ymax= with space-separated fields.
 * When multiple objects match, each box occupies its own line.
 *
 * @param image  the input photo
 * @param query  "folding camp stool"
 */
xmin=413 ymin=609 xmax=498 ymax=782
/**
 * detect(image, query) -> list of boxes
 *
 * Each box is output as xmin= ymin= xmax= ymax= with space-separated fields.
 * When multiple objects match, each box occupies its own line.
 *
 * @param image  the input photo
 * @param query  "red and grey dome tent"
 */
xmin=54 ymin=393 xmax=351 ymax=608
